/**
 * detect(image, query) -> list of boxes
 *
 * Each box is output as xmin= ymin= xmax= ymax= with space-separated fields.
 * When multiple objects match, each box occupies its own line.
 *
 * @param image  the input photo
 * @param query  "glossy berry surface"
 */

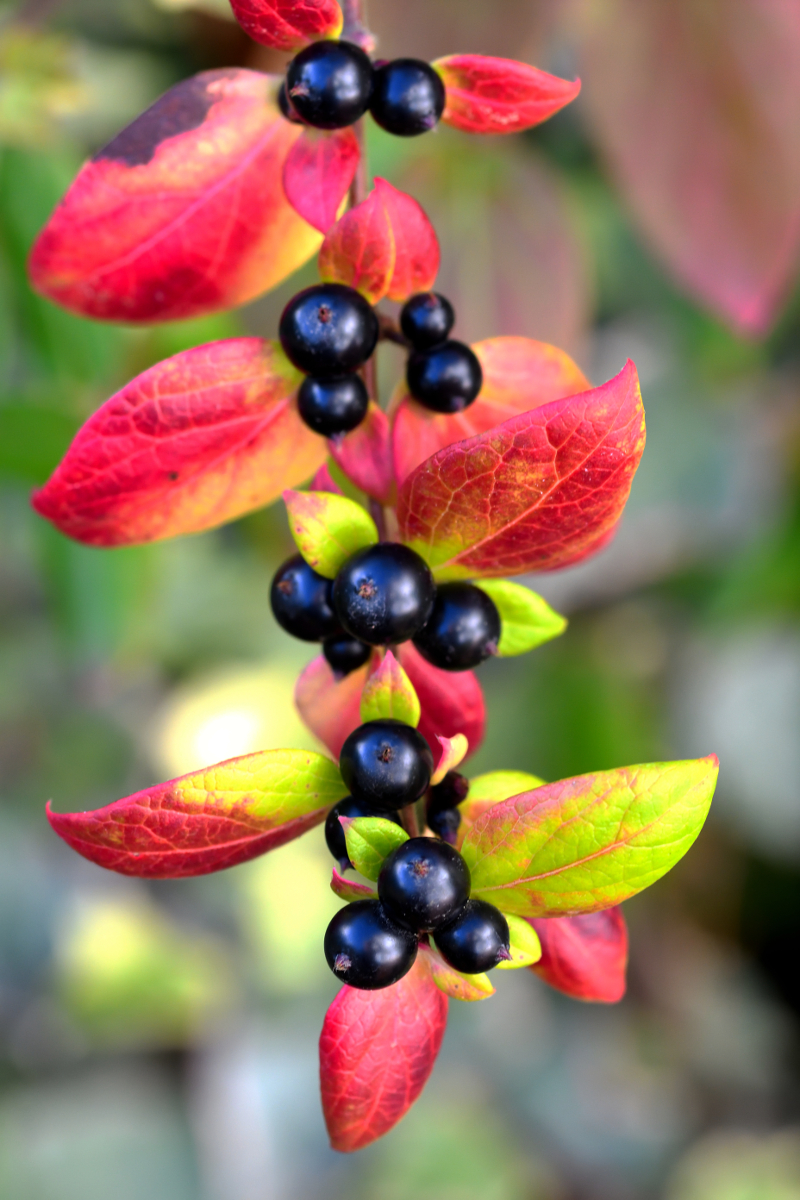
xmin=279 ymin=284 xmax=379 ymax=378
xmin=285 ymin=40 xmax=373 ymax=130
xmin=298 ymin=374 xmax=369 ymax=436
xmin=370 ymin=59 xmax=446 ymax=136
xmin=325 ymin=796 xmax=400 ymax=871
xmin=270 ymin=555 xmax=339 ymax=642
xmin=277 ymin=82 xmax=303 ymax=124
xmin=324 ymin=900 xmax=417 ymax=990
xmin=339 ymin=719 xmax=434 ymax=814
xmin=427 ymin=807 xmax=461 ymax=844
xmin=407 ymin=339 xmax=483 ymax=413
xmin=435 ymin=899 xmax=511 ymax=973
xmin=414 ymin=583 xmax=500 ymax=670
xmin=378 ymin=837 xmax=470 ymax=932
xmin=323 ymin=632 xmax=371 ymax=678
xmin=400 ymin=292 xmax=455 ymax=350
xmin=427 ymin=771 xmax=469 ymax=844
xmin=332 ymin=543 xmax=435 ymax=645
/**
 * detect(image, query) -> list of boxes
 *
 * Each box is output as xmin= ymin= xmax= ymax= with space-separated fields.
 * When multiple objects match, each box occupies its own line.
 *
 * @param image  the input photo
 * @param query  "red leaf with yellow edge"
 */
xmin=47 ymin=749 xmax=347 ymax=879
xmin=320 ymin=953 xmax=448 ymax=1152
xmin=283 ymin=126 xmax=359 ymax=233
xmin=393 ymin=335 xmax=591 ymax=484
xmin=529 ymin=908 xmax=629 ymax=1003
xmin=397 ymin=359 xmax=645 ymax=580
xmin=229 ymin=0 xmax=342 ymax=51
xmin=397 ymin=643 xmax=485 ymax=767
xmin=433 ymin=54 xmax=580 ymax=135
xmin=294 ymin=654 xmax=370 ymax=760
xmin=319 ymin=177 xmax=439 ymax=305
xmin=28 ymin=70 xmax=321 ymax=323
xmin=328 ymin=401 xmax=394 ymax=504
xmin=32 ymin=339 xmax=326 ymax=547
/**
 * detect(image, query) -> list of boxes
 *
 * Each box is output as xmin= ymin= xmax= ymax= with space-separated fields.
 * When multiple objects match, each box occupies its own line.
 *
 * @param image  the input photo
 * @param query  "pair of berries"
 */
xmin=271 ymin=543 xmax=501 ymax=673
xmin=325 ymin=837 xmax=511 ymax=989
xmin=402 ymin=292 xmax=483 ymax=414
xmin=280 ymin=41 xmax=445 ymax=137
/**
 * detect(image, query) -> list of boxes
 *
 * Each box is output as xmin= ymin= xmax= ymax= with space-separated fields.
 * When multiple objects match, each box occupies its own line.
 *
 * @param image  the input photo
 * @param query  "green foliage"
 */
xmin=343 ymin=817 xmax=409 ymax=881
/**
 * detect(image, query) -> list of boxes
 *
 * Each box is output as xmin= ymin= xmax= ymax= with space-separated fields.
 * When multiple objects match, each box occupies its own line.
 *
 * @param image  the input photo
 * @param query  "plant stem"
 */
xmin=341 ymin=0 xmax=376 ymax=52
xmin=400 ymin=802 xmax=421 ymax=838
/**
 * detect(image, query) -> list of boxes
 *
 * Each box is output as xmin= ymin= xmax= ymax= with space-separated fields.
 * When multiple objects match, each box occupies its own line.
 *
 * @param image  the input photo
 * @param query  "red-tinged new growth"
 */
xmin=320 ymin=953 xmax=448 ymax=1152
xmin=434 ymin=55 xmax=581 ymax=135
xmin=29 ymin=71 xmax=320 ymax=322
xmin=229 ymin=0 xmax=343 ymax=51
xmin=528 ymin=908 xmax=629 ymax=1003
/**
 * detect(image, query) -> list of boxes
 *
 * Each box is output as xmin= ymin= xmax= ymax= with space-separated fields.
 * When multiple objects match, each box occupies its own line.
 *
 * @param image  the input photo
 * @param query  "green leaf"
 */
xmin=495 ymin=914 xmax=542 ymax=970
xmin=342 ymin=816 xmax=409 ymax=881
xmin=476 ymin=579 xmax=567 ymax=656
xmin=360 ymin=650 xmax=420 ymax=726
xmin=462 ymin=756 xmax=719 ymax=917
xmin=467 ymin=770 xmax=546 ymax=804
xmin=283 ymin=488 xmax=377 ymax=578
xmin=423 ymin=946 xmax=495 ymax=1001
xmin=330 ymin=867 xmax=377 ymax=902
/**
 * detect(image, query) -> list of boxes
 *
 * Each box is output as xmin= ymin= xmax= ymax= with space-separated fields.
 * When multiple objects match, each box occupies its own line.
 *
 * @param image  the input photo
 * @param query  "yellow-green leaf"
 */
xmin=495 ymin=913 xmax=542 ymax=969
xmin=341 ymin=816 xmax=409 ymax=881
xmin=476 ymin=579 xmax=567 ymax=656
xmin=283 ymin=488 xmax=377 ymax=579
xmin=360 ymin=651 xmax=420 ymax=726
xmin=423 ymin=946 xmax=495 ymax=1001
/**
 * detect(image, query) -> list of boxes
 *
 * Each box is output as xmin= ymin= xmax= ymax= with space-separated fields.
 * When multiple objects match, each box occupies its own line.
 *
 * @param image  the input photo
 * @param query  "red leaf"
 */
xmin=528 ymin=908 xmax=629 ymax=1003
xmin=393 ymin=336 xmax=590 ymax=484
xmin=319 ymin=177 xmax=439 ymax=305
xmin=283 ymin=126 xmax=360 ymax=233
xmin=327 ymin=401 xmax=394 ymax=504
xmin=310 ymin=462 xmax=343 ymax=494
xmin=433 ymin=54 xmax=580 ymax=135
xmin=320 ymin=953 xmax=448 ymax=1152
xmin=32 ymin=339 xmax=326 ymax=547
xmin=28 ymin=70 xmax=321 ymax=323
xmin=397 ymin=360 xmax=645 ymax=579
xmin=46 ymin=749 xmax=346 ymax=879
xmin=398 ymin=643 xmax=486 ymax=767
xmin=229 ymin=0 xmax=342 ymax=50
xmin=294 ymin=654 xmax=370 ymax=760
xmin=577 ymin=0 xmax=800 ymax=335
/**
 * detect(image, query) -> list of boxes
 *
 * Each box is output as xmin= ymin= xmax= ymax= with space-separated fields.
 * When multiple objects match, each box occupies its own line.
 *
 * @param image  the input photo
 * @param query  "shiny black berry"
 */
xmin=270 ymin=555 xmax=339 ymax=641
xmin=400 ymin=292 xmax=455 ymax=350
xmin=434 ymin=899 xmax=511 ymax=973
xmin=407 ymin=340 xmax=483 ymax=413
xmin=339 ymin=719 xmax=434 ymax=814
xmin=427 ymin=771 xmax=469 ymax=844
xmin=370 ymin=59 xmax=446 ymax=136
xmin=427 ymin=807 xmax=461 ymax=844
xmin=378 ymin=837 xmax=470 ymax=932
xmin=277 ymin=82 xmax=303 ymax=124
xmin=285 ymin=40 xmax=373 ymax=130
xmin=298 ymin=374 xmax=369 ymax=437
xmin=325 ymin=900 xmax=417 ymax=990
xmin=332 ymin=543 xmax=435 ymax=645
xmin=325 ymin=796 xmax=401 ymax=871
xmin=279 ymin=284 xmax=379 ymax=378
xmin=323 ymin=632 xmax=371 ymax=678
xmin=413 ymin=583 xmax=500 ymax=670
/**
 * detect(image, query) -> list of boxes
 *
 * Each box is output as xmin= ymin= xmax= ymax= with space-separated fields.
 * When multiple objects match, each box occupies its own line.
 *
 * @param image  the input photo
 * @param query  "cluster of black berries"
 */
xmin=402 ymin=292 xmax=483 ymax=414
xmin=271 ymin=541 xmax=501 ymax=674
xmin=280 ymin=41 xmax=446 ymax=137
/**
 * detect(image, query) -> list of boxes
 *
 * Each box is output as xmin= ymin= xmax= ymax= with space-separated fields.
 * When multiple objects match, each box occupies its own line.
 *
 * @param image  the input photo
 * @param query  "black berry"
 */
xmin=413 ymin=583 xmax=500 ymax=670
xmin=339 ymin=719 xmax=434 ymax=814
xmin=270 ymin=555 xmax=339 ymax=641
xmin=370 ymin=59 xmax=446 ymax=136
xmin=298 ymin=374 xmax=369 ymax=437
xmin=407 ymin=340 xmax=483 ymax=413
xmin=325 ymin=796 xmax=401 ymax=871
xmin=378 ymin=837 xmax=470 ymax=932
xmin=332 ymin=543 xmax=435 ymax=645
xmin=286 ymin=40 xmax=373 ymax=130
xmin=427 ymin=771 xmax=469 ymax=845
xmin=435 ymin=899 xmax=511 ymax=973
xmin=427 ymin=807 xmax=461 ymax=844
xmin=280 ymin=284 xmax=379 ymax=378
xmin=325 ymin=900 xmax=417 ymax=989
xmin=323 ymin=632 xmax=371 ymax=678
xmin=400 ymin=292 xmax=455 ymax=350
xmin=277 ymin=82 xmax=303 ymax=124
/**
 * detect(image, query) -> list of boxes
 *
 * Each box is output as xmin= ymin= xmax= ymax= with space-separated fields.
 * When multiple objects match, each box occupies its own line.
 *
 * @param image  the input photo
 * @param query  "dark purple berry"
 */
xmin=427 ymin=771 xmax=469 ymax=844
xmin=407 ymin=340 xmax=483 ymax=413
xmin=400 ymin=292 xmax=455 ymax=350
xmin=286 ymin=40 xmax=373 ymax=130
xmin=324 ymin=900 xmax=417 ymax=990
xmin=427 ymin=807 xmax=461 ymax=844
xmin=323 ymin=632 xmax=371 ymax=678
xmin=280 ymin=284 xmax=378 ymax=378
xmin=378 ymin=836 xmax=470 ymax=931
xmin=434 ymin=899 xmax=511 ymax=973
xmin=270 ymin=555 xmax=339 ymax=641
xmin=339 ymin=719 xmax=434 ymax=814
xmin=370 ymin=59 xmax=445 ymax=136
xmin=413 ymin=583 xmax=500 ymax=670
xmin=298 ymin=374 xmax=369 ymax=436
xmin=332 ymin=543 xmax=435 ymax=646
xmin=325 ymin=796 xmax=401 ymax=871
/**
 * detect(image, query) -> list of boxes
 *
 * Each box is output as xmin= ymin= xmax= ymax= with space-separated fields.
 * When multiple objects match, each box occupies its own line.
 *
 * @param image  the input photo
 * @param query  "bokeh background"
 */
xmin=2 ymin=0 xmax=800 ymax=1196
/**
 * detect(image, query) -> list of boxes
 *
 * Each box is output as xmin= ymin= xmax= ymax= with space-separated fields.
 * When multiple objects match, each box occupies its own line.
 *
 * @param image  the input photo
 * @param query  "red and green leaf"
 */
xmin=433 ymin=54 xmax=581 ymax=135
xmin=29 ymin=71 xmax=320 ymax=322
xmin=47 ymin=749 xmax=347 ymax=879
xmin=320 ymin=953 xmax=448 ymax=1152
xmin=461 ymin=756 xmax=719 ymax=918
xmin=32 ymin=339 xmax=326 ymax=547
xmin=327 ymin=401 xmax=394 ymax=504
xmin=283 ymin=488 xmax=377 ymax=577
xmin=393 ymin=335 xmax=590 ymax=485
xmin=397 ymin=359 xmax=645 ymax=580
xmin=331 ymin=867 xmax=376 ymax=902
xmin=294 ymin=654 xmax=370 ymax=760
xmin=360 ymin=651 xmax=421 ymax=727
xmin=283 ymin=126 xmax=360 ymax=233
xmin=229 ymin=0 xmax=342 ymax=51
xmin=528 ymin=908 xmax=628 ymax=1003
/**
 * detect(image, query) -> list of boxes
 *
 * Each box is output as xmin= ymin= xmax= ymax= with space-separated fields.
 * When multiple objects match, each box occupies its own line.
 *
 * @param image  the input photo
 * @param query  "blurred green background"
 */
xmin=1 ymin=0 xmax=800 ymax=1197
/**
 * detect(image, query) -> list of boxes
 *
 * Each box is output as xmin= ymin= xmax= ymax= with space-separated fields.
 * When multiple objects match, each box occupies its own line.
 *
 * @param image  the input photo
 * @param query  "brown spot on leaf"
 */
xmin=95 ymin=73 xmax=227 ymax=167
